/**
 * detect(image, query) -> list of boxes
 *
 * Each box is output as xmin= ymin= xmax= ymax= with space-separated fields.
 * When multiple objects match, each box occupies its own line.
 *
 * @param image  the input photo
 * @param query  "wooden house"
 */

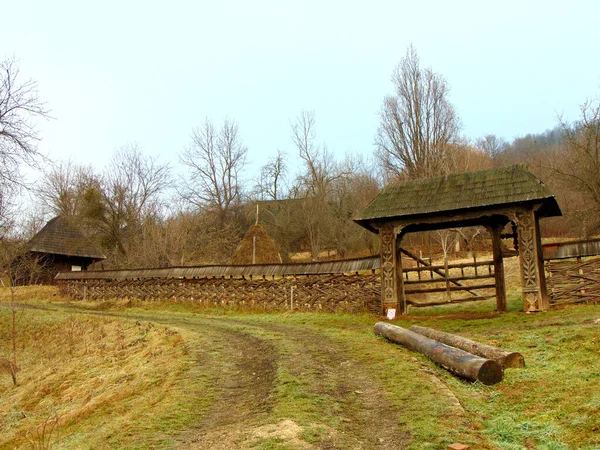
xmin=23 ymin=216 xmax=106 ymax=284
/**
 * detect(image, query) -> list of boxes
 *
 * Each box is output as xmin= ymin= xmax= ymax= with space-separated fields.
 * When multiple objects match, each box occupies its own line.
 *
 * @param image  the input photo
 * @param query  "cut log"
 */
xmin=409 ymin=325 xmax=525 ymax=369
xmin=374 ymin=322 xmax=503 ymax=385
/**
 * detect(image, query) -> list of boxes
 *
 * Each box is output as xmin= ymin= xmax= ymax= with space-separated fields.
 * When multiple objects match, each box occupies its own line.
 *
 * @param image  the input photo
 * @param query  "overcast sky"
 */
xmin=3 ymin=0 xmax=600 ymax=180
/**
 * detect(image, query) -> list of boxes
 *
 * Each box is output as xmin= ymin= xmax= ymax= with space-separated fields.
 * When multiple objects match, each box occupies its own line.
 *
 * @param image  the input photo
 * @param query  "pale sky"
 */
xmin=4 ymin=0 xmax=600 ymax=182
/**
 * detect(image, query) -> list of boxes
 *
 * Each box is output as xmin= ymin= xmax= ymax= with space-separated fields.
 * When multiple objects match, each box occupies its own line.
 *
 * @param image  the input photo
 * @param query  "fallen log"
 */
xmin=374 ymin=322 xmax=503 ymax=385
xmin=409 ymin=325 xmax=525 ymax=369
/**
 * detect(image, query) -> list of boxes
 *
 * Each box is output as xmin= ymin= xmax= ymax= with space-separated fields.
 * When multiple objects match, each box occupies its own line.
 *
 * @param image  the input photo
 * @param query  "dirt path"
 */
xmin=36 ymin=304 xmax=411 ymax=449
xmin=212 ymin=318 xmax=410 ymax=449
xmin=176 ymin=322 xmax=278 ymax=449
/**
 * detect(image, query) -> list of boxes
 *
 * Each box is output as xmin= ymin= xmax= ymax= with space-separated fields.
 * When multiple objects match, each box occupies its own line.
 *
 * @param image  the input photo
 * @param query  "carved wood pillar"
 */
xmin=515 ymin=208 xmax=549 ymax=312
xmin=379 ymin=224 xmax=405 ymax=315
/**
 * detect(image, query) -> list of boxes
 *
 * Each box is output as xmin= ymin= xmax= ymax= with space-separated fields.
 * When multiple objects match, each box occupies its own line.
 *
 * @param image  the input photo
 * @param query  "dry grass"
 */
xmin=0 ymin=285 xmax=58 ymax=303
xmin=0 ymin=291 xmax=208 ymax=449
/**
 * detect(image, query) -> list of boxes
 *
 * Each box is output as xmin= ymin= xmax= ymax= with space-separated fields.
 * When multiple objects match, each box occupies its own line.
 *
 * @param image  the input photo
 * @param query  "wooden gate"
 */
xmin=400 ymin=251 xmax=496 ymax=308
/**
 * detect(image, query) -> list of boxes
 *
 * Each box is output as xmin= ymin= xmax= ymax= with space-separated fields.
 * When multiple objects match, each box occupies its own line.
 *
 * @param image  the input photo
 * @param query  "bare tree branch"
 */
xmin=375 ymin=46 xmax=460 ymax=180
xmin=179 ymin=118 xmax=248 ymax=219
xmin=0 ymin=57 xmax=50 ymax=190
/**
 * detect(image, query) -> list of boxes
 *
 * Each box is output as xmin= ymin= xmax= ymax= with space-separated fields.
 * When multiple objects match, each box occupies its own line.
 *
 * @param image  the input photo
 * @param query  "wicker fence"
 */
xmin=546 ymin=256 xmax=600 ymax=305
xmin=543 ymin=238 xmax=600 ymax=305
xmin=56 ymin=257 xmax=382 ymax=313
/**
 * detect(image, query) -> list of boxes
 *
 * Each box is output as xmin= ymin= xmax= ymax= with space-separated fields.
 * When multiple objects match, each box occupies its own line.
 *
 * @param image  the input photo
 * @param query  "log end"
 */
xmin=478 ymin=360 xmax=504 ymax=385
xmin=503 ymin=353 xmax=525 ymax=369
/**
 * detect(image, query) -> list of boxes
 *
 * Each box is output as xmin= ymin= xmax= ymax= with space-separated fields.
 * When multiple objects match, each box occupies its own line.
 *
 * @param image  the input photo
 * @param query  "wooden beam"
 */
xmin=409 ymin=325 xmax=525 ymax=368
xmin=404 ymin=274 xmax=494 ymax=285
xmin=404 ymin=283 xmax=496 ymax=295
xmin=490 ymin=223 xmax=507 ymax=312
xmin=374 ymin=322 xmax=503 ymax=385
xmin=397 ymin=234 xmax=407 ymax=315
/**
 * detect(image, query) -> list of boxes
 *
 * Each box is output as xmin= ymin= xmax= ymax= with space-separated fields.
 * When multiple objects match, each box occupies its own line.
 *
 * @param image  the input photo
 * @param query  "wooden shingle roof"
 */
xmin=355 ymin=165 xmax=561 ymax=231
xmin=28 ymin=216 xmax=106 ymax=260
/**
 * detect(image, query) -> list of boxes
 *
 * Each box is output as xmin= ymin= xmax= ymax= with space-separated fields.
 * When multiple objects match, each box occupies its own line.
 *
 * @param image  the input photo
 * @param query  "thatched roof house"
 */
xmin=231 ymin=224 xmax=281 ymax=264
xmin=23 ymin=216 xmax=106 ymax=284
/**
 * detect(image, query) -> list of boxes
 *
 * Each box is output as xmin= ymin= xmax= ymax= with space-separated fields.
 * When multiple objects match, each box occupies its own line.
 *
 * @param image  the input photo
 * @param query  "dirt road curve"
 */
xmin=24 ymin=303 xmax=411 ymax=449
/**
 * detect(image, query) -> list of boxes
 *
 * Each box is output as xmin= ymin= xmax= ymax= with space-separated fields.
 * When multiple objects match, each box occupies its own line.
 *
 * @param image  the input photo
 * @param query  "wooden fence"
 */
xmin=544 ymin=238 xmax=600 ymax=305
xmin=56 ymin=257 xmax=382 ymax=313
xmin=55 ymin=253 xmax=500 ymax=312
xmin=546 ymin=257 xmax=600 ymax=305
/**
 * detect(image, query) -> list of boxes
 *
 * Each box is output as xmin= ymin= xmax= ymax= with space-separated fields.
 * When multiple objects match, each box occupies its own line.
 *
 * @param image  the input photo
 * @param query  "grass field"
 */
xmin=1 ymin=285 xmax=600 ymax=449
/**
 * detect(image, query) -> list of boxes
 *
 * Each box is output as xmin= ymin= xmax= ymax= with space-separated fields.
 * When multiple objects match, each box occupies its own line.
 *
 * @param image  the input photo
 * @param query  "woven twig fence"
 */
xmin=546 ymin=256 xmax=600 ymax=305
xmin=56 ymin=273 xmax=382 ymax=313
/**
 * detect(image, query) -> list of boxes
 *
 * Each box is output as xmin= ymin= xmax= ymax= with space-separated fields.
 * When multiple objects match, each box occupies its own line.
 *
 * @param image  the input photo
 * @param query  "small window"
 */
xmin=71 ymin=265 xmax=82 ymax=272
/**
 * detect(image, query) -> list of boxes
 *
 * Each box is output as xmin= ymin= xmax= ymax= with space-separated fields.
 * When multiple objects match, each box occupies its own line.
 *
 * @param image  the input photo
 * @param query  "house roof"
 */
xmin=354 ymin=165 xmax=561 ymax=232
xmin=28 ymin=216 xmax=106 ymax=260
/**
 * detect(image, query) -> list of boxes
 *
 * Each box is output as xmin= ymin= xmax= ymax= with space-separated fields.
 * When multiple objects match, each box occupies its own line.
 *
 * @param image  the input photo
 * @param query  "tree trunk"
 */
xmin=409 ymin=325 xmax=524 ymax=368
xmin=374 ymin=322 xmax=503 ymax=385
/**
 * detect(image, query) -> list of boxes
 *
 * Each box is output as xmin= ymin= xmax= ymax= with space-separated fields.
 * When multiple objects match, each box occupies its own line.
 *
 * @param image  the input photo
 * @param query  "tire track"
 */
xmin=216 ymin=318 xmax=411 ymax=449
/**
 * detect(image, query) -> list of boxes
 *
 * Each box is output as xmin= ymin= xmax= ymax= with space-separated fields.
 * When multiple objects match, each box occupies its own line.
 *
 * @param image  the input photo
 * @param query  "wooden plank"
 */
xmin=404 ymin=274 xmax=494 ymax=285
xmin=403 ymin=260 xmax=494 ymax=272
xmin=408 ymin=295 xmax=496 ymax=307
xmin=404 ymin=283 xmax=496 ymax=295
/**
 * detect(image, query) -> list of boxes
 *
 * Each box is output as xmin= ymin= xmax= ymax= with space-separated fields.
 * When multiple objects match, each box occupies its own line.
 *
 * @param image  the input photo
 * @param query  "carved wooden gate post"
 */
xmin=379 ymin=224 xmax=406 ymax=315
xmin=515 ymin=208 xmax=550 ymax=312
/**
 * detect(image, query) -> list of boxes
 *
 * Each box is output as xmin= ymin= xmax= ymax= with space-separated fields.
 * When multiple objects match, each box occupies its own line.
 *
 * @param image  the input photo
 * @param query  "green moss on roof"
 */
xmin=355 ymin=165 xmax=561 ymax=226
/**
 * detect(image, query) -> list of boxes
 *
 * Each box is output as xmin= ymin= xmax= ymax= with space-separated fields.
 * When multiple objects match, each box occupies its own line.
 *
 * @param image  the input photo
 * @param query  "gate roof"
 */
xmin=354 ymin=165 xmax=561 ymax=233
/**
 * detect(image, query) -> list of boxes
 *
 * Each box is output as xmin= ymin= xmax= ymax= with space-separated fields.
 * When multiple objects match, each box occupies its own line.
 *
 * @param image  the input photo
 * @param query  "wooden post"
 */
xmin=444 ymin=256 xmax=451 ymax=302
xmin=379 ymin=224 xmax=403 ymax=315
xmin=491 ymin=223 xmax=507 ymax=312
xmin=516 ymin=208 xmax=549 ymax=312
xmin=397 ymin=234 xmax=407 ymax=315
xmin=577 ymin=257 xmax=586 ymax=295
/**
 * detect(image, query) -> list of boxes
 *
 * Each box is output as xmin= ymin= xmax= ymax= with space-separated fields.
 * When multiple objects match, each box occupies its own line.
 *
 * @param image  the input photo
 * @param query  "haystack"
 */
xmin=231 ymin=224 xmax=281 ymax=264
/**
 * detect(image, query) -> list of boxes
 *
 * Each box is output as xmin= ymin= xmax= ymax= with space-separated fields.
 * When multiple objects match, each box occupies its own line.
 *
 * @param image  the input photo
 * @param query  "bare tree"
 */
xmin=254 ymin=150 xmax=287 ymax=201
xmin=291 ymin=110 xmax=352 ymax=258
xmin=179 ymin=118 xmax=248 ymax=221
xmin=375 ymin=46 xmax=460 ymax=180
xmin=37 ymin=160 xmax=98 ymax=217
xmin=550 ymin=98 xmax=600 ymax=233
xmin=440 ymin=142 xmax=493 ymax=175
xmin=82 ymin=144 xmax=171 ymax=262
xmin=0 ymin=57 xmax=50 ymax=189
xmin=476 ymin=134 xmax=509 ymax=157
